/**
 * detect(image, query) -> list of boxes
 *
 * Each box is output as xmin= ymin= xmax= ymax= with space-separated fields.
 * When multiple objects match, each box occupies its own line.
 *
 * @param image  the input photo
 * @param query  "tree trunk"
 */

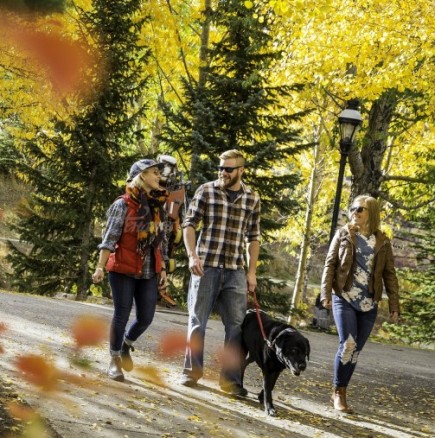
xmin=136 ymin=95 xmax=150 ymax=154
xmin=288 ymin=127 xmax=323 ymax=323
xmin=149 ymin=114 xmax=163 ymax=154
xmin=76 ymin=168 xmax=98 ymax=301
xmin=348 ymin=91 xmax=398 ymax=201
xmin=198 ymin=0 xmax=212 ymax=90
xmin=190 ymin=0 xmax=212 ymax=189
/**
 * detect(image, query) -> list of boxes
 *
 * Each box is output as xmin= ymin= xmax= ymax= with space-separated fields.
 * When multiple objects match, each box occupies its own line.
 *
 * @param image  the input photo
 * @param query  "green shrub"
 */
xmin=383 ymin=270 xmax=435 ymax=347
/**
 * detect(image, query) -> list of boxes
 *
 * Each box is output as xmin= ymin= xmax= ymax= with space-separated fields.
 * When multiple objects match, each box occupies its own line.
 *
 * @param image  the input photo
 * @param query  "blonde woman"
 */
xmin=321 ymin=195 xmax=400 ymax=412
xmin=92 ymin=159 xmax=168 ymax=382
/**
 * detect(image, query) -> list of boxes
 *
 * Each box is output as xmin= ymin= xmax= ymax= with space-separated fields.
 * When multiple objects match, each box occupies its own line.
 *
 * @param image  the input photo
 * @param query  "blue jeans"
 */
xmin=109 ymin=272 xmax=158 ymax=354
xmin=183 ymin=268 xmax=247 ymax=385
xmin=332 ymin=294 xmax=378 ymax=387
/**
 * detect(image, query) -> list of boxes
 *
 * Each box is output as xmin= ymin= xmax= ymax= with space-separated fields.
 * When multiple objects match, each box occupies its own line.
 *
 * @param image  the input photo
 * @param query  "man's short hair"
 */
xmin=219 ymin=149 xmax=245 ymax=166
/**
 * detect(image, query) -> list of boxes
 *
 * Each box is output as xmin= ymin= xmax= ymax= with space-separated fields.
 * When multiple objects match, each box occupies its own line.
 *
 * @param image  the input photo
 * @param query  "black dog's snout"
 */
xmin=299 ymin=362 xmax=307 ymax=371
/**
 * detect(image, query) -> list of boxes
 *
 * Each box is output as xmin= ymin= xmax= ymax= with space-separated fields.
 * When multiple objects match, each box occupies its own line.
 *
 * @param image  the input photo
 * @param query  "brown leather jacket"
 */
xmin=320 ymin=224 xmax=400 ymax=313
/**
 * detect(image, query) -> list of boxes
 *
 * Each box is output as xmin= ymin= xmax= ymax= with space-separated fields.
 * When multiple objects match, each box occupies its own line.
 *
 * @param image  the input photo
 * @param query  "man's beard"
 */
xmin=219 ymin=173 xmax=238 ymax=189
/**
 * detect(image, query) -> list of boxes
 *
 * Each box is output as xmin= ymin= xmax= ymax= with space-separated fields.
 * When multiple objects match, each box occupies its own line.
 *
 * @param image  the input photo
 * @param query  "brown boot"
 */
xmin=108 ymin=356 xmax=124 ymax=382
xmin=333 ymin=386 xmax=352 ymax=413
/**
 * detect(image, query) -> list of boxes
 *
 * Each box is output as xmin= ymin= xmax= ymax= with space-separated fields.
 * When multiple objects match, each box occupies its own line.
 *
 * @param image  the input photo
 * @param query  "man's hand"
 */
xmin=246 ymin=272 xmax=257 ymax=295
xmin=189 ymin=254 xmax=204 ymax=277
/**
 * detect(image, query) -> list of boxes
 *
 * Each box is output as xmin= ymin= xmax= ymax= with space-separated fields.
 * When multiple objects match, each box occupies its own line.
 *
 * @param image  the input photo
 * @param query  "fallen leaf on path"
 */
xmin=187 ymin=415 xmax=202 ymax=423
xmin=135 ymin=365 xmax=166 ymax=387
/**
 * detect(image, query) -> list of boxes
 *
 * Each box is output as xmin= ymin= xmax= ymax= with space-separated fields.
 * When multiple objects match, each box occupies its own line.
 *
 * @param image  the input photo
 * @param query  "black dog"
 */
xmin=241 ymin=309 xmax=310 ymax=416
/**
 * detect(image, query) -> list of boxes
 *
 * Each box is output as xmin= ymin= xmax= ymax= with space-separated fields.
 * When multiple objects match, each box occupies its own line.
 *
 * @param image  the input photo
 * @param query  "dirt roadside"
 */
xmin=0 ymin=290 xmax=434 ymax=437
xmin=0 ymin=379 xmax=62 ymax=437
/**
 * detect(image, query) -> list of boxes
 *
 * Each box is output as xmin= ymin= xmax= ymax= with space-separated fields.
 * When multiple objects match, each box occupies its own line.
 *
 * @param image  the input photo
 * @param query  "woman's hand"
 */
xmin=93 ymin=250 xmax=110 ymax=284
xmin=159 ymin=270 xmax=167 ymax=289
xmin=321 ymin=299 xmax=332 ymax=310
xmin=92 ymin=268 xmax=104 ymax=283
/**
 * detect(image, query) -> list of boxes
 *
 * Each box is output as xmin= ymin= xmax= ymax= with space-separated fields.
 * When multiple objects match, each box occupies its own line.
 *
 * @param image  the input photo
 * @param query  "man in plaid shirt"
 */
xmin=180 ymin=149 xmax=261 ymax=396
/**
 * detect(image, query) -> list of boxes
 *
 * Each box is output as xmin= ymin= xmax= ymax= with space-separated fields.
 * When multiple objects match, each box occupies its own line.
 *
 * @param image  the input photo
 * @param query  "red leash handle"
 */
xmin=251 ymin=289 xmax=272 ymax=348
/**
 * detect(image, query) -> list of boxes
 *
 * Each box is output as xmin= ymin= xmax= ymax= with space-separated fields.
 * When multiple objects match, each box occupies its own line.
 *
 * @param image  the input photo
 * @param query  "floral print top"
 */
xmin=342 ymin=233 xmax=377 ymax=312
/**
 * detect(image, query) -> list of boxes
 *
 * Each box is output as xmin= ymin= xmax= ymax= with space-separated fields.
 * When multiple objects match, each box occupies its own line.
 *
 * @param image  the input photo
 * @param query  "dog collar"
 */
xmin=270 ymin=327 xmax=297 ymax=349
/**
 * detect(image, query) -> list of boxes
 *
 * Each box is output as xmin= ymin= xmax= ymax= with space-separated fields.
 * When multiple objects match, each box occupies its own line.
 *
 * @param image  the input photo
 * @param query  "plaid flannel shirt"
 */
xmin=182 ymin=180 xmax=260 ymax=270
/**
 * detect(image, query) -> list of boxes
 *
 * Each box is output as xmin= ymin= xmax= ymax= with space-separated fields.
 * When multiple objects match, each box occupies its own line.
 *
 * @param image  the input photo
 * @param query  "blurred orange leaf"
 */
xmin=0 ymin=344 xmax=4 ymax=354
xmin=15 ymin=354 xmax=60 ymax=392
xmin=158 ymin=331 xmax=187 ymax=357
xmin=215 ymin=345 xmax=242 ymax=372
xmin=0 ymin=15 xmax=94 ymax=95
xmin=71 ymin=315 xmax=108 ymax=348
xmin=158 ymin=331 xmax=201 ymax=358
xmin=7 ymin=401 xmax=39 ymax=422
xmin=18 ymin=29 xmax=90 ymax=93
xmin=0 ymin=321 xmax=8 ymax=333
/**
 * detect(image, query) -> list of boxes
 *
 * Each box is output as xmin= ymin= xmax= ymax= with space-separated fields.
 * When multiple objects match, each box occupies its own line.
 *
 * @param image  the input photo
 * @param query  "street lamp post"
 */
xmin=329 ymin=100 xmax=363 ymax=243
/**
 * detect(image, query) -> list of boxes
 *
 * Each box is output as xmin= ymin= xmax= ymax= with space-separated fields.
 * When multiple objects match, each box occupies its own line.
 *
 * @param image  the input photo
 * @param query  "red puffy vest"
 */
xmin=106 ymin=194 xmax=163 ymax=276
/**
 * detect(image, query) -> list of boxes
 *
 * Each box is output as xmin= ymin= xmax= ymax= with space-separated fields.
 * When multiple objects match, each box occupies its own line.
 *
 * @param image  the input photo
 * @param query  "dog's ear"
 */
xmin=305 ymin=338 xmax=311 ymax=361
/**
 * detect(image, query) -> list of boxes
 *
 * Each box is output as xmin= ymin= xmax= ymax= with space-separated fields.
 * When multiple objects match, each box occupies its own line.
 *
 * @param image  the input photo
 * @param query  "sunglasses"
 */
xmin=350 ymin=206 xmax=367 ymax=213
xmin=218 ymin=166 xmax=242 ymax=173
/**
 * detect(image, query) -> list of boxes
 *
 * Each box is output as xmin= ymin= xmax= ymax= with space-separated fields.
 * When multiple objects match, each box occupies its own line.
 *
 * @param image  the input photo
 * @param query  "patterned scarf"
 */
xmin=129 ymin=187 xmax=168 ymax=258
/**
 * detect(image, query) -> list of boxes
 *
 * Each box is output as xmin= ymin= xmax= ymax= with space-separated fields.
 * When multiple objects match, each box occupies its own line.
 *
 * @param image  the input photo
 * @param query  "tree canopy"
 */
xmin=0 ymin=0 xmax=433 ymax=342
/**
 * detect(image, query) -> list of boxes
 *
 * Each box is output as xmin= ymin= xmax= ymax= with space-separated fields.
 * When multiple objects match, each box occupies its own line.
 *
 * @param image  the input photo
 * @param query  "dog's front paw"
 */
xmin=266 ymin=405 xmax=277 ymax=416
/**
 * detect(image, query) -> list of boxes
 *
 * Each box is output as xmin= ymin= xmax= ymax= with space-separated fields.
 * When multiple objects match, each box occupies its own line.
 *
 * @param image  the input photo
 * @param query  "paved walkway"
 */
xmin=0 ymin=290 xmax=434 ymax=437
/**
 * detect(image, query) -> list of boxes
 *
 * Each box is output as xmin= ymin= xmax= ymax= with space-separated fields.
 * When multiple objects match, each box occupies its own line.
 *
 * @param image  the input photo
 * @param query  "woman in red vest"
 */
xmin=92 ymin=159 xmax=168 ymax=381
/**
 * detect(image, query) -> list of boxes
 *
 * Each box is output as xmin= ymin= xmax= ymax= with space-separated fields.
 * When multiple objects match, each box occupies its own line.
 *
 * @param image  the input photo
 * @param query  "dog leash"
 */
xmin=251 ymin=289 xmax=273 ymax=350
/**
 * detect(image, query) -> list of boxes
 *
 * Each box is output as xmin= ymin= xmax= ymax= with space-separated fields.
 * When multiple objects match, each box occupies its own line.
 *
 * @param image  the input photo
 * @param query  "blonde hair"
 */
xmin=352 ymin=194 xmax=380 ymax=235
xmin=219 ymin=149 xmax=245 ymax=166
xmin=127 ymin=169 xmax=151 ymax=191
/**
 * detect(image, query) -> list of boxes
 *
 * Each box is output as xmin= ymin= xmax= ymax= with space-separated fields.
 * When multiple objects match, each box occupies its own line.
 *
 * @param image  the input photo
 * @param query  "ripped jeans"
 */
xmin=332 ymin=294 xmax=378 ymax=387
